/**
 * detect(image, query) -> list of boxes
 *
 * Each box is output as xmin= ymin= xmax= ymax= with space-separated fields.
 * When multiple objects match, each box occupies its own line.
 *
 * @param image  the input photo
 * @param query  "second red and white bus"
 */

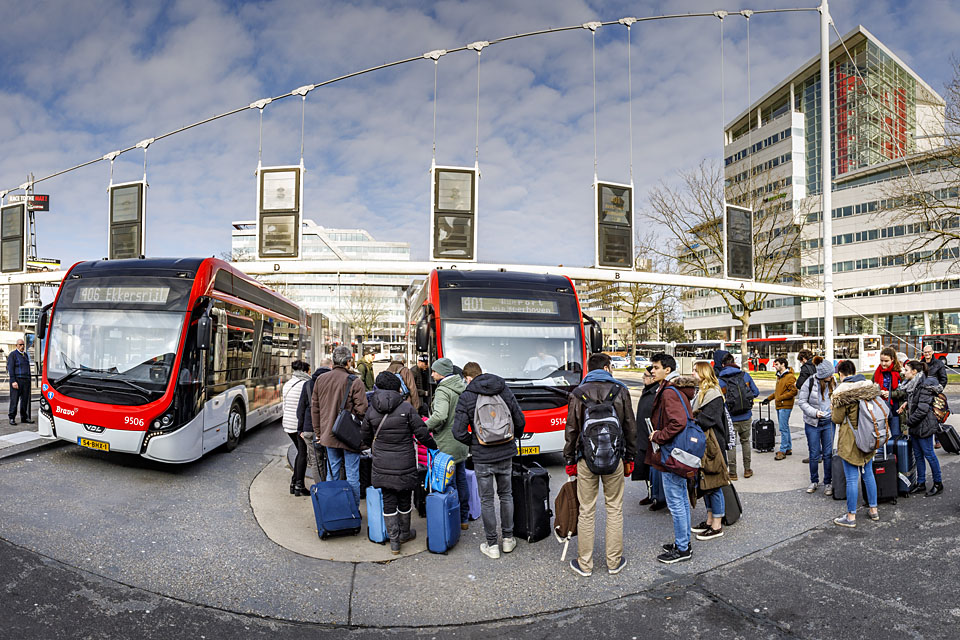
xmin=921 ymin=333 xmax=960 ymax=367
xmin=408 ymin=270 xmax=602 ymax=455
xmin=37 ymin=258 xmax=308 ymax=463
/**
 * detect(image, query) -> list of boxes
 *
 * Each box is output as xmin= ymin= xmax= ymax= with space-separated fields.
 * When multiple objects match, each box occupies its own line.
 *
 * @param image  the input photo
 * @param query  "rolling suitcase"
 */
xmin=720 ymin=483 xmax=742 ymax=526
xmin=752 ymin=404 xmax=776 ymax=453
xmin=359 ymin=452 xmax=373 ymax=499
xmin=512 ymin=460 xmax=552 ymax=543
xmin=936 ymin=425 xmax=960 ymax=454
xmin=425 ymin=484 xmax=460 ymax=553
xmin=886 ymin=435 xmax=916 ymax=496
xmin=831 ymin=452 xmax=847 ymax=501
xmin=465 ymin=468 xmax=482 ymax=521
xmin=311 ymin=478 xmax=362 ymax=539
xmin=414 ymin=465 xmax=427 ymax=518
xmin=866 ymin=448 xmax=898 ymax=505
xmin=365 ymin=486 xmax=387 ymax=544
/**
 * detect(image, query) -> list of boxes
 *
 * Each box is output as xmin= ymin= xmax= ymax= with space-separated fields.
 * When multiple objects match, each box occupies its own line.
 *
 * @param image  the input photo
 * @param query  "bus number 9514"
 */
xmin=550 ymin=417 xmax=566 ymax=427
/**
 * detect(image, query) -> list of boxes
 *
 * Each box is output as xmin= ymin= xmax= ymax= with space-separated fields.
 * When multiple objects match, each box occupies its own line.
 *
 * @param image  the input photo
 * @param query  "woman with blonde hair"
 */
xmin=690 ymin=361 xmax=731 ymax=540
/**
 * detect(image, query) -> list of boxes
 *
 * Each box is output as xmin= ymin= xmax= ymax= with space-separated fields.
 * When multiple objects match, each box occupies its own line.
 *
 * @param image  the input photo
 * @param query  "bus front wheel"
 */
xmin=226 ymin=402 xmax=245 ymax=451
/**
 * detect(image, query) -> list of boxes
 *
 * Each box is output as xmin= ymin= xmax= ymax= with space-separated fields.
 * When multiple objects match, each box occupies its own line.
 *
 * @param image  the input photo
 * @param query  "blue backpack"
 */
xmin=425 ymin=448 xmax=455 ymax=493
xmin=659 ymin=387 xmax=706 ymax=478
xmin=394 ymin=372 xmax=410 ymax=399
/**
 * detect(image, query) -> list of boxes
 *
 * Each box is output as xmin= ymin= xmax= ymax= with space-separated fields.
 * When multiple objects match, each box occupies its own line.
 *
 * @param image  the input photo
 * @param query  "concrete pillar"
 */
xmin=923 ymin=311 xmax=932 ymax=335
xmin=760 ymin=324 xmax=767 ymax=338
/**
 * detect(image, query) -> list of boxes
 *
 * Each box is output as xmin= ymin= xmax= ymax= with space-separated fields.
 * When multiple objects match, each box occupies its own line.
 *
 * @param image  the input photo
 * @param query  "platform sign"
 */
xmin=724 ymin=204 xmax=754 ymax=281
xmin=595 ymin=180 xmax=633 ymax=269
xmin=256 ymin=166 xmax=302 ymax=259
xmin=0 ymin=203 xmax=26 ymax=273
xmin=431 ymin=165 xmax=477 ymax=262
xmin=109 ymin=181 xmax=146 ymax=260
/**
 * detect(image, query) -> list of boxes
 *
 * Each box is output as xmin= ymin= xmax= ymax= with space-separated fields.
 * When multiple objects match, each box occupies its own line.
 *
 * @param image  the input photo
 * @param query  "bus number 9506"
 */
xmin=124 ymin=417 xmax=144 ymax=427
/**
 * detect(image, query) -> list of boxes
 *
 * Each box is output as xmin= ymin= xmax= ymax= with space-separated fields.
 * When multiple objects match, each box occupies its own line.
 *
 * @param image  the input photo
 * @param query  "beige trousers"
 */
xmin=576 ymin=459 xmax=625 ymax=572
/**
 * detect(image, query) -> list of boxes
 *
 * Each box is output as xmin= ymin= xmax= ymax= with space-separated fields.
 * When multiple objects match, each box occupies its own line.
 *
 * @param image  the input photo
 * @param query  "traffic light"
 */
xmin=0 ymin=202 xmax=26 ymax=273
xmin=595 ymin=180 xmax=633 ymax=269
xmin=431 ymin=165 xmax=477 ymax=262
xmin=257 ymin=166 xmax=302 ymax=259
xmin=724 ymin=204 xmax=754 ymax=280
xmin=109 ymin=181 xmax=146 ymax=260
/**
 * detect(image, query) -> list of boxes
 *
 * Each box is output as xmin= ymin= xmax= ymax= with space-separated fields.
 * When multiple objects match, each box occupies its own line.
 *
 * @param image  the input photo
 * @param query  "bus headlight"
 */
xmin=40 ymin=396 xmax=51 ymax=414
xmin=150 ymin=411 xmax=175 ymax=431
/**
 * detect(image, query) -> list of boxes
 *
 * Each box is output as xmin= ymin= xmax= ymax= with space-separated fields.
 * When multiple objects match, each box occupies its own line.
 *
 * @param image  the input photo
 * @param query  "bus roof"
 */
xmin=68 ymin=257 xmax=208 ymax=277
xmin=435 ymin=269 xmax=573 ymax=291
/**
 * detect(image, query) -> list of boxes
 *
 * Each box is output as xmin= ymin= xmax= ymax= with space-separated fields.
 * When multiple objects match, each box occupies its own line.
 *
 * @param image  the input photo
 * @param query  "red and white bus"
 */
xmin=921 ymin=334 xmax=960 ymax=367
xmin=37 ymin=258 xmax=308 ymax=463
xmin=743 ymin=335 xmax=882 ymax=372
xmin=408 ymin=270 xmax=602 ymax=455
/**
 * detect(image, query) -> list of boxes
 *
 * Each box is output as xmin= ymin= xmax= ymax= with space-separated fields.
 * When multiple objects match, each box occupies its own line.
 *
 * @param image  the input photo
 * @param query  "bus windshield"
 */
xmin=47 ymin=308 xmax=184 ymax=405
xmin=441 ymin=320 xmax=582 ymax=386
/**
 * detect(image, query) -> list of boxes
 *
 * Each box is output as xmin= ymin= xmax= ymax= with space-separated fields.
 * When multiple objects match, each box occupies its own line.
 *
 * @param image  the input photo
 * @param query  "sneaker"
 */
xmin=786 ymin=449 xmax=793 ymax=456
xmin=909 ymin=483 xmax=927 ymax=495
xmin=662 ymin=542 xmax=676 ymax=552
xmin=461 ymin=523 xmax=469 ymax=531
xmin=868 ymin=510 xmax=880 ymax=521
xmin=696 ymin=527 xmax=724 ymax=541
xmin=501 ymin=537 xmax=517 ymax=553
xmin=925 ymin=482 xmax=944 ymax=497
xmin=728 ymin=473 xmax=739 ymax=482
xmin=775 ymin=452 xmax=786 ymax=461
xmin=802 ymin=458 xmax=810 ymax=464
xmin=638 ymin=497 xmax=653 ymax=506
xmin=824 ymin=484 xmax=833 ymax=497
xmin=480 ymin=542 xmax=500 ymax=559
xmin=806 ymin=482 xmax=819 ymax=494
xmin=833 ymin=515 xmax=856 ymax=528
xmin=649 ymin=500 xmax=667 ymax=512
xmin=743 ymin=469 xmax=754 ymax=479
xmin=691 ymin=521 xmax=711 ymax=534
xmin=608 ymin=558 xmax=627 ymax=575
xmin=569 ymin=559 xmax=591 ymax=577
xmin=657 ymin=546 xmax=693 ymax=564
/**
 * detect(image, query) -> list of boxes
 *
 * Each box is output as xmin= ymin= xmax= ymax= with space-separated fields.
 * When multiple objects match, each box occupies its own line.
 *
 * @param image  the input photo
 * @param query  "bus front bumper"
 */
xmin=47 ymin=415 xmax=146 ymax=454
xmin=517 ymin=429 xmax=566 ymax=456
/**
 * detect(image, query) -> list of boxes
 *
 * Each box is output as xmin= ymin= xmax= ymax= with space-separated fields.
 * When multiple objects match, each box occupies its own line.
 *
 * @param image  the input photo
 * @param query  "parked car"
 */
xmin=609 ymin=356 xmax=630 ymax=369
xmin=633 ymin=356 xmax=651 ymax=368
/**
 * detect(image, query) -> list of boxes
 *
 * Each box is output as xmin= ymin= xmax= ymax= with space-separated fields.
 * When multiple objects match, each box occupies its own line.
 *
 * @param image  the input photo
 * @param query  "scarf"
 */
xmin=582 ymin=369 xmax=627 ymax=388
xmin=873 ymin=364 xmax=899 ymax=392
xmin=900 ymin=372 xmax=922 ymax=396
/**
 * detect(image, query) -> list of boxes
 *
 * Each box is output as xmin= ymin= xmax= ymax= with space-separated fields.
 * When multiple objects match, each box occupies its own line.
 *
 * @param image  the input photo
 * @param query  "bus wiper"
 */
xmin=103 ymin=376 xmax=153 ymax=398
xmin=53 ymin=367 xmax=86 ymax=386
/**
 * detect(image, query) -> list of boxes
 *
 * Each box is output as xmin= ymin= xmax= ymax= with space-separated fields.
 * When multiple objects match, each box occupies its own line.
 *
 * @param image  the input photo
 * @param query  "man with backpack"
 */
xmin=564 ymin=353 xmax=637 ymax=577
xmin=453 ymin=362 xmax=526 ymax=559
xmin=714 ymin=350 xmax=759 ymax=480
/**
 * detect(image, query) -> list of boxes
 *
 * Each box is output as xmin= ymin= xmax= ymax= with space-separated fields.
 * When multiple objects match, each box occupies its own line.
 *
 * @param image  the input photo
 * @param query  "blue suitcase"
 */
xmin=311 ymin=480 xmax=362 ymax=539
xmin=425 ymin=484 xmax=460 ymax=553
xmin=366 ymin=486 xmax=387 ymax=544
xmin=886 ymin=435 xmax=916 ymax=496
xmin=465 ymin=468 xmax=482 ymax=521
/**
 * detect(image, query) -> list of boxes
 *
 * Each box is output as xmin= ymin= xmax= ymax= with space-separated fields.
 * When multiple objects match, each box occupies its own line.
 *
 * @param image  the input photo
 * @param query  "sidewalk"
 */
xmin=0 ymin=391 xmax=49 ymax=460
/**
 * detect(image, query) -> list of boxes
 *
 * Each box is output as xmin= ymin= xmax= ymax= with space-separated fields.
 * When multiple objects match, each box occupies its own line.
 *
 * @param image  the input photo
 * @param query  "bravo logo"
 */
xmin=55 ymin=406 xmax=78 ymax=417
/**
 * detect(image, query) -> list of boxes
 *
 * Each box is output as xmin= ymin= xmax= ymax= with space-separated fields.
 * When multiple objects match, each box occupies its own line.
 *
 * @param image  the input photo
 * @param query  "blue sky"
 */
xmin=0 ymin=0 xmax=957 ymax=270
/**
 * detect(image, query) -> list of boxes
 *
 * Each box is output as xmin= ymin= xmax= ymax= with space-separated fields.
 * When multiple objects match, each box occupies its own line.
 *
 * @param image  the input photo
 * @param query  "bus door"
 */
xmin=203 ymin=306 xmax=230 ymax=452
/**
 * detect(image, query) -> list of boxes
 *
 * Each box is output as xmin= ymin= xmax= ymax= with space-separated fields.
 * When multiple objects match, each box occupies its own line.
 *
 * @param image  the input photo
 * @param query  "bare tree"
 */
xmin=341 ymin=285 xmax=387 ymax=348
xmin=644 ymin=160 xmax=809 ymax=358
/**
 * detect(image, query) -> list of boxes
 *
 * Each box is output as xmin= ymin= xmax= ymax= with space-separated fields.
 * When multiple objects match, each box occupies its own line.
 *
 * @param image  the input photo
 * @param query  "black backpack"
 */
xmin=579 ymin=385 xmax=625 ymax=475
xmin=722 ymin=371 xmax=754 ymax=416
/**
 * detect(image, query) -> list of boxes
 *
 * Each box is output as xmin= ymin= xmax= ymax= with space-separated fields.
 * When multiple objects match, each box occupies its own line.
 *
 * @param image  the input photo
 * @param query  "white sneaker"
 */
xmin=824 ymin=484 xmax=833 ymax=497
xmin=480 ymin=542 xmax=501 ymax=559
xmin=806 ymin=482 xmax=819 ymax=494
xmin=501 ymin=537 xmax=517 ymax=553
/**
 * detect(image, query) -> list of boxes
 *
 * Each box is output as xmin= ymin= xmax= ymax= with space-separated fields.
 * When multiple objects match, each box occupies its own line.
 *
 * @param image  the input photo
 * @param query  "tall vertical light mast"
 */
xmin=820 ymin=0 xmax=834 ymax=363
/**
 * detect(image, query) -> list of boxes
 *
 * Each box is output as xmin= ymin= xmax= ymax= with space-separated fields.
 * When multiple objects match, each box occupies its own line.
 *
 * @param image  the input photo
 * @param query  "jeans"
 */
xmin=912 ymin=434 xmax=943 ymax=484
xmin=475 ymin=459 xmax=514 ymax=546
xmin=702 ymin=487 xmax=725 ymax=518
xmin=804 ymin=419 xmax=834 ymax=485
xmin=454 ymin=461 xmax=470 ymax=524
xmin=576 ymin=458 xmax=625 ymax=572
xmin=888 ymin=414 xmax=901 ymax=438
xmin=288 ymin=432 xmax=307 ymax=485
xmin=661 ymin=471 xmax=691 ymax=552
xmin=777 ymin=409 xmax=793 ymax=452
xmin=650 ymin=467 xmax=665 ymax=502
xmin=326 ymin=446 xmax=361 ymax=503
xmin=842 ymin=458 xmax=877 ymax=513
xmin=727 ymin=419 xmax=752 ymax=474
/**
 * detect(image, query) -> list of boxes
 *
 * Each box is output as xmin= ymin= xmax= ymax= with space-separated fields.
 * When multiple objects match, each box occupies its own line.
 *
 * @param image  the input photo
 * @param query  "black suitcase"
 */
xmin=936 ymin=425 xmax=960 ymax=454
xmin=512 ymin=460 xmax=552 ymax=543
xmin=866 ymin=448 xmax=898 ymax=505
xmin=720 ymin=483 xmax=742 ymax=526
xmin=831 ymin=453 xmax=847 ymax=501
xmin=752 ymin=404 xmax=775 ymax=452
xmin=359 ymin=452 xmax=373 ymax=499
xmin=886 ymin=436 xmax=916 ymax=496
xmin=414 ymin=465 xmax=427 ymax=518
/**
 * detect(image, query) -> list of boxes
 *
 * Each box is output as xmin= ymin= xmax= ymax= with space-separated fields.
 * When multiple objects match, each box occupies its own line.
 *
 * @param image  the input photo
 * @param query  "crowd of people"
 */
xmin=279 ymin=341 xmax=951 ymax=573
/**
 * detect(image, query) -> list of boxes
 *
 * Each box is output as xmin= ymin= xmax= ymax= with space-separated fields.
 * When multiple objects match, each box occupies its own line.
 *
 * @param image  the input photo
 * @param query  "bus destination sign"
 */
xmin=73 ymin=286 xmax=171 ymax=305
xmin=461 ymin=297 xmax=558 ymax=315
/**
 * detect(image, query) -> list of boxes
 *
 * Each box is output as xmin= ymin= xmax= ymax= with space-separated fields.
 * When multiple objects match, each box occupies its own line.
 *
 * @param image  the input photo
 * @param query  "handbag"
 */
xmin=331 ymin=374 xmax=365 ymax=451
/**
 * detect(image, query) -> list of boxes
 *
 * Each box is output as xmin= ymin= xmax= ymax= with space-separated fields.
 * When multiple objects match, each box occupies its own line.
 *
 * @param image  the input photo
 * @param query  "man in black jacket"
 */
xmin=795 ymin=349 xmax=817 ymax=464
xmin=922 ymin=344 xmax=949 ymax=389
xmin=634 ymin=367 xmax=663 ymax=507
xmin=453 ymin=361 xmax=525 ymax=560
xmin=299 ymin=359 xmax=331 ymax=481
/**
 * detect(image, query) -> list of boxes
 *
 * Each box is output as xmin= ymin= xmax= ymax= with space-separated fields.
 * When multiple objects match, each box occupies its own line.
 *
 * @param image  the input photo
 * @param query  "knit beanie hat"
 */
xmin=815 ymin=359 xmax=835 ymax=380
xmin=431 ymin=357 xmax=454 ymax=377
xmin=375 ymin=371 xmax=402 ymax=391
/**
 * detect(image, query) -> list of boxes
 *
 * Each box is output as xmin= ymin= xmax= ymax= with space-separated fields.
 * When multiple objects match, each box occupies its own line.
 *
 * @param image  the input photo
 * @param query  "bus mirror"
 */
xmin=415 ymin=316 xmax=430 ymax=353
xmin=197 ymin=316 xmax=212 ymax=350
xmin=37 ymin=304 xmax=52 ymax=340
xmin=591 ymin=324 xmax=604 ymax=353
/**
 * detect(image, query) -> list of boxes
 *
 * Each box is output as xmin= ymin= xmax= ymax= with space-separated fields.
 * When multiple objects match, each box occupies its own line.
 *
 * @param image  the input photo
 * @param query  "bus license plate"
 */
xmin=77 ymin=437 xmax=109 ymax=452
xmin=518 ymin=446 xmax=540 ymax=455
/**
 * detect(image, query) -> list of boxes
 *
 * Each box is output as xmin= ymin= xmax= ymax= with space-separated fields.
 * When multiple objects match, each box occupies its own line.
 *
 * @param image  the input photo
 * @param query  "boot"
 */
xmin=398 ymin=509 xmax=417 ymax=544
xmin=293 ymin=481 xmax=308 ymax=497
xmin=290 ymin=475 xmax=297 ymax=495
xmin=909 ymin=482 xmax=927 ymax=495
xmin=925 ymin=482 xmax=944 ymax=497
xmin=384 ymin=514 xmax=401 ymax=554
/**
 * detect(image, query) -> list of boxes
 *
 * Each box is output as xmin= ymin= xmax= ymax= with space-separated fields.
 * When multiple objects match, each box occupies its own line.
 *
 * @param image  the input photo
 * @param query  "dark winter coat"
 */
xmin=564 ymin=379 xmax=638 ymax=467
xmin=631 ymin=382 xmax=658 ymax=480
xmin=796 ymin=361 xmax=817 ymax=394
xmin=311 ymin=366 xmax=368 ymax=450
xmin=906 ymin=374 xmax=945 ymax=439
xmin=690 ymin=382 xmax=730 ymax=492
xmin=356 ymin=359 xmax=375 ymax=391
xmin=924 ymin=357 xmax=949 ymax=389
xmin=361 ymin=389 xmax=437 ymax=491
xmin=297 ymin=367 xmax=330 ymax=433
xmin=717 ymin=364 xmax=760 ymax=422
xmin=830 ymin=374 xmax=880 ymax=467
xmin=453 ymin=373 xmax=526 ymax=465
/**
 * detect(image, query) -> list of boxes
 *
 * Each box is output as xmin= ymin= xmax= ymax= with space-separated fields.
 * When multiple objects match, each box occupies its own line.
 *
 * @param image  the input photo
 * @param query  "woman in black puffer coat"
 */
xmin=361 ymin=372 xmax=437 ymax=553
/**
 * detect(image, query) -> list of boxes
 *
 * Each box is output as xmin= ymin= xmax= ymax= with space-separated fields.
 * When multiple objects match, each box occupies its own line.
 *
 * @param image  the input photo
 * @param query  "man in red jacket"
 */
xmin=646 ymin=353 xmax=694 ymax=564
